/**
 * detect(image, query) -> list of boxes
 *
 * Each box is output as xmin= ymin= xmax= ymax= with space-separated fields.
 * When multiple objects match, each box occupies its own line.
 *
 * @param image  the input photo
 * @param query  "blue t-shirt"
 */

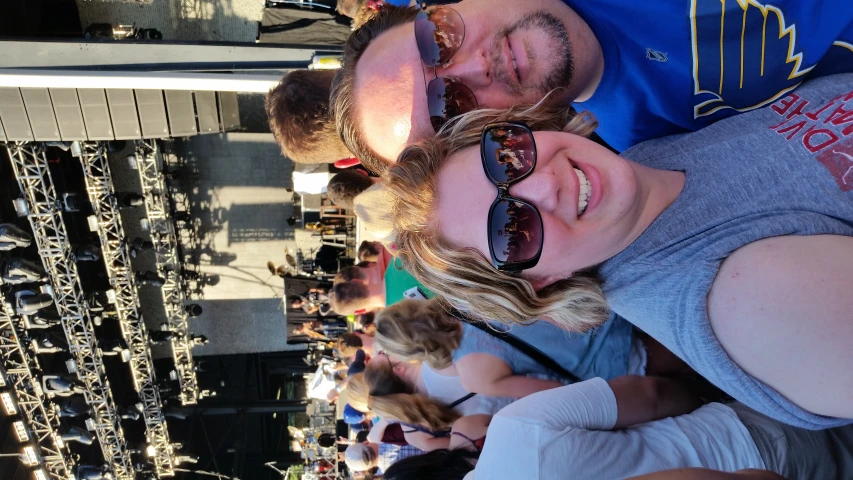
xmin=488 ymin=312 xmax=634 ymax=381
xmin=599 ymin=73 xmax=853 ymax=429
xmin=566 ymin=0 xmax=853 ymax=151
xmin=451 ymin=315 xmax=633 ymax=382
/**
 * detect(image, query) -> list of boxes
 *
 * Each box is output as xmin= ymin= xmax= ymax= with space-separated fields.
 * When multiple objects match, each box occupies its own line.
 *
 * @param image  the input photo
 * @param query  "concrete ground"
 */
xmin=169 ymin=132 xmax=322 ymax=355
xmin=76 ymin=0 xmax=264 ymax=42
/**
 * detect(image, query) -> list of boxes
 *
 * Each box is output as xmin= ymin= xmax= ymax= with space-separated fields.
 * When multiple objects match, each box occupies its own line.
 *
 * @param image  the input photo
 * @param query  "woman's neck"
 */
xmin=616 ymin=162 xmax=685 ymax=254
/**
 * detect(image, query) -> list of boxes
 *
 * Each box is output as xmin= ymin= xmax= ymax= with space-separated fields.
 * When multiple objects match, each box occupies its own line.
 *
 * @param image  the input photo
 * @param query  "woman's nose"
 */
xmin=508 ymin=171 xmax=559 ymax=213
xmin=437 ymin=47 xmax=492 ymax=89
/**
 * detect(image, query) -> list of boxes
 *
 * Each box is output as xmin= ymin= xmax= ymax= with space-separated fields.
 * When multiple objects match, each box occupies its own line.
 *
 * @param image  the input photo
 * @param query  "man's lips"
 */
xmin=500 ymin=35 xmax=521 ymax=86
xmin=507 ymin=34 xmax=528 ymax=85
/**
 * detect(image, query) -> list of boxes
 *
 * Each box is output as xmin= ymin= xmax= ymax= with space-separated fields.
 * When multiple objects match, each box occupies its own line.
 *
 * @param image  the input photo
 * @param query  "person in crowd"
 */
xmin=328 ymin=169 xmax=378 ymax=210
xmin=353 ymin=181 xmax=398 ymax=243
xmin=265 ymin=69 xmax=355 ymax=164
xmin=290 ymin=288 xmax=335 ymax=316
xmin=335 ymin=263 xmax=375 ymax=284
xmin=374 ymin=299 xmax=694 ymax=398
xmin=292 ymin=322 xmax=330 ymax=341
xmin=346 ymin=352 xmax=516 ymax=451
xmin=382 ymin=74 xmax=853 ymax=428
xmin=330 ymin=2 xmax=853 ymax=174
xmin=344 ymin=440 xmax=424 ymax=475
xmin=337 ymin=331 xmax=376 ymax=357
xmin=357 ymin=240 xmax=383 ymax=263
xmin=383 ymin=377 xmax=853 ymax=480
xmin=329 ymin=278 xmax=386 ymax=315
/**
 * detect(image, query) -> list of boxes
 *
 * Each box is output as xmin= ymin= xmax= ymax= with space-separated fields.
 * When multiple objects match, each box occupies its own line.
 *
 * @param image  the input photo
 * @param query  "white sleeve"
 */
xmin=494 ymin=377 xmax=618 ymax=430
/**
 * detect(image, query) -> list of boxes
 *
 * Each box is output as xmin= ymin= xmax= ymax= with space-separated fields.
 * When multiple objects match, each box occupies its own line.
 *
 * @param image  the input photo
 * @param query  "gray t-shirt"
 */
xmin=599 ymin=73 xmax=853 ymax=429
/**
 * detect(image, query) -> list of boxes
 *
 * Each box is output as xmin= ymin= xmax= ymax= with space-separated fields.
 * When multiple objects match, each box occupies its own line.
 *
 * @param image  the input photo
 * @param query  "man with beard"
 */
xmin=330 ymin=0 xmax=853 ymax=174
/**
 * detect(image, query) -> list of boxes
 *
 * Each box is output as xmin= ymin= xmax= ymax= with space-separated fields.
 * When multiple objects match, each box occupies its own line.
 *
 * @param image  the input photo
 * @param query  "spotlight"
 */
xmin=33 ymin=469 xmax=48 ymax=480
xmin=21 ymin=445 xmax=39 ymax=466
xmin=60 ymin=426 xmax=95 ymax=446
xmin=0 ymin=365 xmax=6 ymax=386
xmin=0 ymin=223 xmax=32 ymax=250
xmin=13 ymin=420 xmax=30 ymax=442
xmin=1 ymin=391 xmax=18 ymax=414
xmin=145 ymin=445 xmax=156 ymax=457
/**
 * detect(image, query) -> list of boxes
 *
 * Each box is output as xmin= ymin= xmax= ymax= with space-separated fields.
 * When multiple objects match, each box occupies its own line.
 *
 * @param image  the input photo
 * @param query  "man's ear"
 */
xmin=526 ymin=273 xmax=570 ymax=291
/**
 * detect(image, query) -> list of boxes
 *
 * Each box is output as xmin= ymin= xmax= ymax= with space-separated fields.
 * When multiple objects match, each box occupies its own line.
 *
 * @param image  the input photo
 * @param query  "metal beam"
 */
xmin=77 ymin=142 xmax=176 ymax=477
xmin=0 ymin=70 xmax=282 ymax=93
xmin=0 ymin=40 xmax=323 ymax=69
xmin=5 ymin=142 xmax=136 ymax=480
xmin=133 ymin=140 xmax=199 ymax=406
xmin=0 ymin=300 xmax=75 ymax=480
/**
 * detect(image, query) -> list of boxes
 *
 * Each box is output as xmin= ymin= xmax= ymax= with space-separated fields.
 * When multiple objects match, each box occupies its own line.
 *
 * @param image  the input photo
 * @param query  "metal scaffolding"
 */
xmin=133 ymin=140 xmax=199 ymax=406
xmin=5 ymin=142 xmax=135 ymax=480
xmin=78 ymin=142 xmax=176 ymax=477
xmin=0 ymin=300 xmax=75 ymax=480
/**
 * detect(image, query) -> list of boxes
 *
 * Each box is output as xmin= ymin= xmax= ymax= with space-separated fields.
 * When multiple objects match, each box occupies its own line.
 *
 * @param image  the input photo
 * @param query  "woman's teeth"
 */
xmin=575 ymin=167 xmax=591 ymax=215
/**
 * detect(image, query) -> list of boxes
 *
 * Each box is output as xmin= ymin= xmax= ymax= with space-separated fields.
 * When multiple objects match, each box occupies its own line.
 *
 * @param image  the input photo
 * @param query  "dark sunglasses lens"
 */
xmin=415 ymin=7 xmax=465 ymax=67
xmin=490 ymin=199 xmax=542 ymax=265
xmin=427 ymin=77 xmax=478 ymax=131
xmin=482 ymin=125 xmax=536 ymax=183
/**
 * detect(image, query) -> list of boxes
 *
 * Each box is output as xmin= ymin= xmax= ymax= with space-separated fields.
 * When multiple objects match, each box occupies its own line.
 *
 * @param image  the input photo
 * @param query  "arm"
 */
xmin=628 ymin=469 xmax=787 ymax=480
xmin=366 ymin=418 xmax=390 ymax=444
xmin=708 ymin=235 xmax=853 ymax=418
xmin=456 ymin=353 xmax=564 ymax=398
xmin=609 ymin=375 xmax=702 ymax=428
xmin=448 ymin=415 xmax=491 ymax=451
xmin=402 ymin=429 xmax=450 ymax=452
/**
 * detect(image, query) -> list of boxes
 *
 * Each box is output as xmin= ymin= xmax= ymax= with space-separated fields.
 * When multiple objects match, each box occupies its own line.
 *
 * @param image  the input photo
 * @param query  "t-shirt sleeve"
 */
xmin=494 ymin=377 xmax=618 ymax=430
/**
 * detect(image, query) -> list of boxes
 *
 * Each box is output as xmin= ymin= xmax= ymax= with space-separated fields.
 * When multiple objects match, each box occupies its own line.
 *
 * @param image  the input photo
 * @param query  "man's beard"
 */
xmin=491 ymin=11 xmax=574 ymax=98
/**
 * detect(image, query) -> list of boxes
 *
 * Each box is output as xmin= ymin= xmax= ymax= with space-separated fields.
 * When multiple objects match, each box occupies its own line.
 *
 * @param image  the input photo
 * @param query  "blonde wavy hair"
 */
xmin=374 ymin=299 xmax=461 ymax=370
xmin=385 ymin=104 xmax=610 ymax=331
xmin=346 ymin=359 xmax=460 ymax=430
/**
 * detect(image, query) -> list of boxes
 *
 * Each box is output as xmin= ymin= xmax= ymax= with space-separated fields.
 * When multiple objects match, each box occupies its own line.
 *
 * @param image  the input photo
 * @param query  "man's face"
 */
xmin=354 ymin=0 xmax=581 ymax=164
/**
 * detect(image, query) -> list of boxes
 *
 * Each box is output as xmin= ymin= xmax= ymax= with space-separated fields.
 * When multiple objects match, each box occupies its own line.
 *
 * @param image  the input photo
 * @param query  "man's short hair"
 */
xmin=330 ymin=5 xmax=420 ymax=175
xmin=329 ymin=281 xmax=372 ymax=315
xmin=334 ymin=264 xmax=371 ymax=284
xmin=336 ymin=332 xmax=364 ymax=357
xmin=266 ymin=69 xmax=353 ymax=164
xmin=357 ymin=241 xmax=382 ymax=262
xmin=327 ymin=170 xmax=375 ymax=210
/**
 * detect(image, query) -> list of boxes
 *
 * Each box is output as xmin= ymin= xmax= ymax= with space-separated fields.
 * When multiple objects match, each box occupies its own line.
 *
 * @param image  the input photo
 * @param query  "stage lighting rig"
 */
xmin=6 ymin=142 xmax=135 ymax=479
xmin=76 ymin=141 xmax=176 ymax=477
xmin=0 ymin=299 xmax=75 ymax=479
xmin=132 ymin=140 xmax=198 ymax=407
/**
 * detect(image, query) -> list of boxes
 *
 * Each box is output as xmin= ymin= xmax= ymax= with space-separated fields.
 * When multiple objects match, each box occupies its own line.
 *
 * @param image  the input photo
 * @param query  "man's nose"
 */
xmin=437 ymin=47 xmax=492 ymax=88
xmin=508 ymin=171 xmax=560 ymax=213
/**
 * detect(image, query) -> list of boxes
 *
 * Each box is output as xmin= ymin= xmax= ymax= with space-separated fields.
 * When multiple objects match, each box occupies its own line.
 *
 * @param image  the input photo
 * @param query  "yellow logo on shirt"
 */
xmin=691 ymin=0 xmax=815 ymax=119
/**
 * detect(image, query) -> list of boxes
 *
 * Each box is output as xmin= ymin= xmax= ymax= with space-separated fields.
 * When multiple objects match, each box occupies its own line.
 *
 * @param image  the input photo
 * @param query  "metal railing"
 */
xmin=0 ymin=299 xmax=75 ymax=480
xmin=6 ymin=142 xmax=135 ymax=480
xmin=78 ymin=142 xmax=176 ymax=476
xmin=133 ymin=140 xmax=198 ymax=406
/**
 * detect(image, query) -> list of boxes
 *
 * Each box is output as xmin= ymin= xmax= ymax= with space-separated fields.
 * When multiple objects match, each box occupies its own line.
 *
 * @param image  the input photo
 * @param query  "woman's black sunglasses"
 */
xmin=481 ymin=122 xmax=544 ymax=272
xmin=414 ymin=6 xmax=479 ymax=132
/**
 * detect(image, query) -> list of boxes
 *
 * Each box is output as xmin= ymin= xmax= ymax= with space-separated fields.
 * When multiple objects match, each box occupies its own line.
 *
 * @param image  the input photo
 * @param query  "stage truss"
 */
xmin=5 ymin=142 xmax=135 ymax=480
xmin=0 ymin=300 xmax=75 ymax=480
xmin=133 ymin=140 xmax=199 ymax=406
xmin=78 ymin=142 xmax=176 ymax=476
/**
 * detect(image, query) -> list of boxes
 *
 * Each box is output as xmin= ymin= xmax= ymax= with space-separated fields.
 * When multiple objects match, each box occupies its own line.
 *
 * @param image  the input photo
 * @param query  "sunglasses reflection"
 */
xmin=429 ymin=8 xmax=463 ymax=62
xmin=488 ymin=127 xmax=534 ymax=178
xmin=495 ymin=201 xmax=539 ymax=263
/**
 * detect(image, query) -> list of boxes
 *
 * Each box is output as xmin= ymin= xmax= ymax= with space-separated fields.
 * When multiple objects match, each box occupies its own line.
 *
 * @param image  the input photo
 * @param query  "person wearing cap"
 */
xmin=344 ymin=440 xmax=424 ymax=474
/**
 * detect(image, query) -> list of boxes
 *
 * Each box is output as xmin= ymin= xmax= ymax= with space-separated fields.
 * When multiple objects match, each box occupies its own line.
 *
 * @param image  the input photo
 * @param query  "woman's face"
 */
xmin=435 ymin=131 xmax=645 ymax=284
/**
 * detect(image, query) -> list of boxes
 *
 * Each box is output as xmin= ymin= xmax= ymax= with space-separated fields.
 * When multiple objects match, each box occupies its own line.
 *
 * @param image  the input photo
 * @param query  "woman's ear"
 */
xmin=526 ymin=273 xmax=570 ymax=291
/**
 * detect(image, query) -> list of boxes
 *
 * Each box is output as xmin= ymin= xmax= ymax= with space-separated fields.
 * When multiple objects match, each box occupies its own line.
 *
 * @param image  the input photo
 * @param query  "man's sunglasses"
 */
xmin=415 ymin=6 xmax=478 ymax=132
xmin=481 ymin=122 xmax=544 ymax=272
